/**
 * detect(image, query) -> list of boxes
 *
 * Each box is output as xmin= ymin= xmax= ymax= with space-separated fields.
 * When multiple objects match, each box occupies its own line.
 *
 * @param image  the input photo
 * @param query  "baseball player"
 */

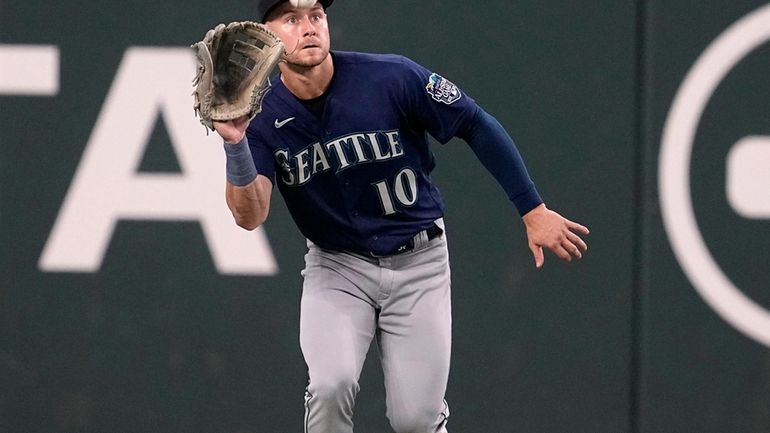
xmin=212 ymin=0 xmax=589 ymax=431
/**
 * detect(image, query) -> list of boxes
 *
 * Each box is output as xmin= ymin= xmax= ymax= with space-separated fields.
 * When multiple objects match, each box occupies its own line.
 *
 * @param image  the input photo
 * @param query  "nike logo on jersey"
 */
xmin=274 ymin=117 xmax=296 ymax=128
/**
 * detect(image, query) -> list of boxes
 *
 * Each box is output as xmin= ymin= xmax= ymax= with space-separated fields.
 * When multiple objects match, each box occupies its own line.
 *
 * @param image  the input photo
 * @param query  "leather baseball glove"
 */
xmin=191 ymin=21 xmax=284 ymax=130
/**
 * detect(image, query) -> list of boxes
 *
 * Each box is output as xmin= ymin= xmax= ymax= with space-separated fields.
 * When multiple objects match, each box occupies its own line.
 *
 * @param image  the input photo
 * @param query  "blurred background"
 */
xmin=1 ymin=0 xmax=769 ymax=432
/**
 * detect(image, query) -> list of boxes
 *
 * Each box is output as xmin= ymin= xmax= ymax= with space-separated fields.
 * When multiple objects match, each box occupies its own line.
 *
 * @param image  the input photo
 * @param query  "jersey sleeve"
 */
xmin=458 ymin=107 xmax=543 ymax=215
xmin=397 ymin=57 xmax=543 ymax=215
xmin=398 ymin=57 xmax=478 ymax=144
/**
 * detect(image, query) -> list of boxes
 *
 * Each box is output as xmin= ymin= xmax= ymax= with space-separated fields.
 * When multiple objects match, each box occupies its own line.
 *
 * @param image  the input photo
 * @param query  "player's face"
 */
xmin=265 ymin=3 xmax=331 ymax=69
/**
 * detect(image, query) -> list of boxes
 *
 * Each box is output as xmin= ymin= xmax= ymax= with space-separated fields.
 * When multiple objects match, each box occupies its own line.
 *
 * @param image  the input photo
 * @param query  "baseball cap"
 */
xmin=256 ymin=0 xmax=334 ymax=23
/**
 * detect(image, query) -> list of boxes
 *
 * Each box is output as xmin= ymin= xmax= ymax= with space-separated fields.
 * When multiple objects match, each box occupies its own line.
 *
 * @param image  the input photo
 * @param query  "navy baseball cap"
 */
xmin=257 ymin=0 xmax=334 ymax=23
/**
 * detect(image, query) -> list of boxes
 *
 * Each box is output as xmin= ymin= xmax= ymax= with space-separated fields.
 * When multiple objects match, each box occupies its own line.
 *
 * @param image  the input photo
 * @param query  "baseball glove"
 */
xmin=191 ymin=21 xmax=285 ymax=130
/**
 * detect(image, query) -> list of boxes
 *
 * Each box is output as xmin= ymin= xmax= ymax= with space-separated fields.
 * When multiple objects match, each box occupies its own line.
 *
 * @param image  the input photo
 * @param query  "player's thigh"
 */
xmin=378 ymin=240 xmax=452 ymax=412
xmin=300 ymin=248 xmax=378 ymax=380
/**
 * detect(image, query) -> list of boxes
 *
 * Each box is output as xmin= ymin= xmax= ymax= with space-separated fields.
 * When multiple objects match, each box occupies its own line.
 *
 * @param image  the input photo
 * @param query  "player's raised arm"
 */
xmin=190 ymin=21 xmax=283 ymax=230
xmin=456 ymin=106 xmax=589 ymax=267
xmin=214 ymin=117 xmax=273 ymax=230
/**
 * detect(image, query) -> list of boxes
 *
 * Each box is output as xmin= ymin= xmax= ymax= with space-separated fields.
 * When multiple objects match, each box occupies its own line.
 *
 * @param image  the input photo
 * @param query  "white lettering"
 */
xmin=349 ymin=134 xmax=371 ymax=163
xmin=659 ymin=3 xmax=770 ymax=347
xmin=278 ymin=131 xmax=405 ymax=185
xmin=275 ymin=149 xmax=296 ymax=185
xmin=386 ymin=131 xmax=404 ymax=157
xmin=727 ymin=136 xmax=770 ymax=218
xmin=394 ymin=168 xmax=417 ymax=206
xmin=0 ymin=44 xmax=59 ymax=95
xmin=310 ymin=142 xmax=331 ymax=175
xmin=38 ymin=48 xmax=278 ymax=275
xmin=326 ymin=138 xmax=351 ymax=169
xmin=295 ymin=148 xmax=312 ymax=184
xmin=369 ymin=132 xmax=392 ymax=160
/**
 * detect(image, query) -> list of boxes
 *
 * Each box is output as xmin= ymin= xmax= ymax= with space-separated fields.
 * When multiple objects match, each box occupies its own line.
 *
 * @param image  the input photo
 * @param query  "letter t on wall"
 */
xmin=0 ymin=45 xmax=59 ymax=95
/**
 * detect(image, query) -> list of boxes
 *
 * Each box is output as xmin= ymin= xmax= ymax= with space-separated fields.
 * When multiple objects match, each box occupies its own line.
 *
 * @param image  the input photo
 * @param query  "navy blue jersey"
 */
xmin=246 ymin=51 xmax=478 ymax=256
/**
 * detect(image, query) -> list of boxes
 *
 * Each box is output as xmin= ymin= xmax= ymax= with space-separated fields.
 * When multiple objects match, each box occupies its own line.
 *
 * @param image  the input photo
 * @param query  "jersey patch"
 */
xmin=425 ymin=73 xmax=462 ymax=105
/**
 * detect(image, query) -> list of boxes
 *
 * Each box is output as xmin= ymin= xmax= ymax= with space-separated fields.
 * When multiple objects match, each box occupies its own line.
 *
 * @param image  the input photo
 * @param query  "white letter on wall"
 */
xmin=39 ymin=48 xmax=277 ymax=275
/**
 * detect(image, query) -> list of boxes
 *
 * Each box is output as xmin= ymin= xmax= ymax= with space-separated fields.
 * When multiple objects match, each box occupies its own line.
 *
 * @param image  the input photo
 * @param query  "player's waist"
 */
xmin=305 ymin=218 xmax=445 ymax=258
xmin=367 ymin=222 xmax=443 ymax=258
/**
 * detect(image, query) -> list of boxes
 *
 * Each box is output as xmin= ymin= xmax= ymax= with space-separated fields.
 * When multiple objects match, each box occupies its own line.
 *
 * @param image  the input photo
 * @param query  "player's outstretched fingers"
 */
xmin=566 ymin=231 xmax=588 ymax=254
xmin=566 ymin=219 xmax=589 ymax=256
xmin=567 ymin=219 xmax=590 ymax=236
xmin=564 ymin=240 xmax=582 ymax=260
xmin=552 ymin=243 xmax=573 ymax=262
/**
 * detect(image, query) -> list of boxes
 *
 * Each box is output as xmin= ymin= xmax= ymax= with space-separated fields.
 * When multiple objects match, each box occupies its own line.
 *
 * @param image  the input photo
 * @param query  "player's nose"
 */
xmin=299 ymin=16 xmax=317 ymax=37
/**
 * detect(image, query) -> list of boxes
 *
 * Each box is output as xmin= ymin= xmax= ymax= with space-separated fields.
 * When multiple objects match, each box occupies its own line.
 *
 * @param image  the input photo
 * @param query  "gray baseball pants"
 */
xmin=300 ymin=221 xmax=451 ymax=433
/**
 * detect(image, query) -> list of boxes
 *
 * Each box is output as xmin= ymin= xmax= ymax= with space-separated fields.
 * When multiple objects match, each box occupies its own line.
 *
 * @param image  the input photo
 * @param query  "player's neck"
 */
xmin=280 ymin=55 xmax=334 ymax=100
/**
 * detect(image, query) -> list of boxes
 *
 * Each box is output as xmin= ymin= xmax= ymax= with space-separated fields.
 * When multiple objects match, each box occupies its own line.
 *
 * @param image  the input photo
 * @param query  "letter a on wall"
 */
xmin=39 ymin=48 xmax=278 ymax=275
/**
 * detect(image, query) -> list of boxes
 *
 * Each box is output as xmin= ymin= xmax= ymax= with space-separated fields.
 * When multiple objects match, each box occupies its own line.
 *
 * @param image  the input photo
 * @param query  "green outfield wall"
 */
xmin=1 ymin=1 xmax=769 ymax=432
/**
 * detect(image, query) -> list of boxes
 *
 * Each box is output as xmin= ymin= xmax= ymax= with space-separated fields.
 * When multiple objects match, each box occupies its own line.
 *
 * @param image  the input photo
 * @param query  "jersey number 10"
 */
xmin=373 ymin=168 xmax=418 ymax=215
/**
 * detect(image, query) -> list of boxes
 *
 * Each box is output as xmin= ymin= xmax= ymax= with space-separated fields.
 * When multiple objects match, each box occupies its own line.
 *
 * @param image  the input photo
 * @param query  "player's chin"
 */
xmin=287 ymin=50 xmax=328 ymax=68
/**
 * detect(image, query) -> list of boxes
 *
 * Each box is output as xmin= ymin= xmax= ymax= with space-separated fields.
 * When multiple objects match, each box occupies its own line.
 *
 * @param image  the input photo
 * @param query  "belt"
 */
xmin=374 ymin=223 xmax=443 ymax=257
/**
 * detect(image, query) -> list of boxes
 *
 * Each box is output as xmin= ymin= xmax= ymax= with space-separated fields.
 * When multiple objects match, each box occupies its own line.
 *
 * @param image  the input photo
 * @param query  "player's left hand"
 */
xmin=213 ymin=116 xmax=250 ymax=144
xmin=521 ymin=203 xmax=589 ymax=268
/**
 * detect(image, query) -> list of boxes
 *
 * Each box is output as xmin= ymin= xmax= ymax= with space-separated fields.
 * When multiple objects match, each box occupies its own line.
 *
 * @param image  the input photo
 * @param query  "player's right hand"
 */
xmin=522 ymin=203 xmax=589 ymax=268
xmin=213 ymin=116 xmax=250 ymax=144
